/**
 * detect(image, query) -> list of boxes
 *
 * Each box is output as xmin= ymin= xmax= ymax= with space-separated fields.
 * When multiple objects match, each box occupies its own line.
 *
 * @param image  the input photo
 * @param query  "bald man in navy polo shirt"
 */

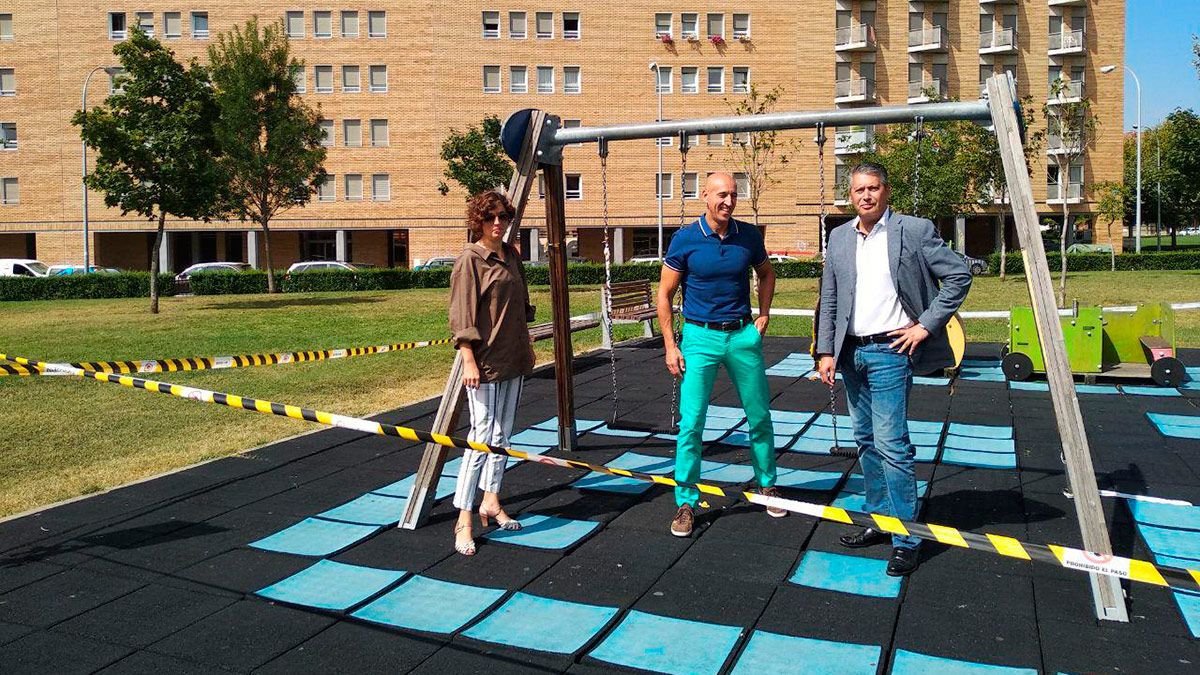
xmin=656 ymin=172 xmax=784 ymax=538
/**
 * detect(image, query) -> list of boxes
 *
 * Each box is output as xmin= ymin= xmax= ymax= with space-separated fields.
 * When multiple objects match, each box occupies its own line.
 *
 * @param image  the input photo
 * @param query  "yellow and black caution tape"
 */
xmin=10 ymin=352 xmax=1200 ymax=593
xmin=0 ymin=338 xmax=454 ymax=378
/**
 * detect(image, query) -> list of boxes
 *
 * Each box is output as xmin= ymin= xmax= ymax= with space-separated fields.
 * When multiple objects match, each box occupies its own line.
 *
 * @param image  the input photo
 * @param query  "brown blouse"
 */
xmin=448 ymin=242 xmax=536 ymax=383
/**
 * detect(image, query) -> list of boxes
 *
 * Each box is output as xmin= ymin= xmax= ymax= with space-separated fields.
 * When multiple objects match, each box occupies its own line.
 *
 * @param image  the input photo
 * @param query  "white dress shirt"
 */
xmin=850 ymin=209 xmax=912 ymax=336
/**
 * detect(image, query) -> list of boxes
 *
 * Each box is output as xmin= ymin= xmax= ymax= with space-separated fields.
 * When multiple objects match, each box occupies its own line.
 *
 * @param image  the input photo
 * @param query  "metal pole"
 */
xmin=652 ymin=63 xmax=664 ymax=261
xmin=1156 ymin=142 xmax=1162 ymax=252
xmin=1129 ymin=66 xmax=1142 ymax=254
xmin=80 ymin=65 xmax=119 ymax=273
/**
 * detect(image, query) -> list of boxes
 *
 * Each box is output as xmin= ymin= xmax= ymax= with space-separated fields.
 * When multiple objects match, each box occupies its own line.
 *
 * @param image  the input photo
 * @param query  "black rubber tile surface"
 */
xmin=0 ymin=630 xmax=134 ymax=675
xmin=0 ymin=567 xmax=144 ymax=627
xmin=54 ymin=583 xmax=236 ymax=648
xmin=257 ymin=620 xmax=445 ymax=674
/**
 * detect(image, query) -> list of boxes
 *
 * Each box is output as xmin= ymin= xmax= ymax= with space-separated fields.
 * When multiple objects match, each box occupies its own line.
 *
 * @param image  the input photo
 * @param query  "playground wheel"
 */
xmin=1151 ymin=357 xmax=1185 ymax=388
xmin=1001 ymin=352 xmax=1034 ymax=382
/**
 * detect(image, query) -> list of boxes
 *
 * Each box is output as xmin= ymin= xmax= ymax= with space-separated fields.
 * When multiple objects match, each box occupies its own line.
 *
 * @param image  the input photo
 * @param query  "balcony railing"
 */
xmin=908 ymin=79 xmax=943 ymax=102
xmin=834 ymin=78 xmax=875 ymax=103
xmin=1048 ymin=28 xmax=1085 ymax=54
xmin=1047 ymin=182 xmax=1083 ymax=203
xmin=835 ymin=126 xmax=874 ymax=154
xmin=1047 ymin=79 xmax=1084 ymax=103
xmin=908 ymin=25 xmax=946 ymax=51
xmin=835 ymin=23 xmax=876 ymax=51
xmin=979 ymin=27 xmax=1017 ymax=53
xmin=1049 ymin=0 xmax=1086 ymax=6
xmin=1046 ymin=134 xmax=1082 ymax=155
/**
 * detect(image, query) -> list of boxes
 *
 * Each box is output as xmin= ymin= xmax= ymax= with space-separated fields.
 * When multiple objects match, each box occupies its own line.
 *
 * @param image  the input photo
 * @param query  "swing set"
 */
xmin=399 ymin=75 xmax=1131 ymax=623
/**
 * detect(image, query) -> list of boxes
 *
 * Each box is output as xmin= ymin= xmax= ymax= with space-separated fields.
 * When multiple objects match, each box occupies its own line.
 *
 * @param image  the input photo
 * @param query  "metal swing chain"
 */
xmin=670 ymin=132 xmax=689 ymax=432
xmin=815 ymin=123 xmax=842 ymax=451
xmin=598 ymin=139 xmax=620 ymax=423
xmin=912 ymin=115 xmax=925 ymax=215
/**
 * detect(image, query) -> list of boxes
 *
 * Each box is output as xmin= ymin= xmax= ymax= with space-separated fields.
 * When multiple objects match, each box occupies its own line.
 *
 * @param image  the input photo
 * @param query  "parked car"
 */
xmin=47 ymin=265 xmax=121 ymax=275
xmin=0 ymin=259 xmax=49 ymax=277
xmin=285 ymin=260 xmax=374 ymax=274
xmin=174 ymin=261 xmax=252 ymax=293
xmin=626 ymin=255 xmax=662 ymax=264
xmin=768 ymin=254 xmax=801 ymax=263
xmin=412 ymin=257 xmax=457 ymax=271
xmin=956 ymin=252 xmax=990 ymax=276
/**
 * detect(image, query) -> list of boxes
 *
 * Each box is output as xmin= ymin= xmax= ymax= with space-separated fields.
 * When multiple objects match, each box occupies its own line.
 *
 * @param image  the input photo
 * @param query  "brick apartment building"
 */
xmin=0 ymin=1 xmax=1124 ymax=272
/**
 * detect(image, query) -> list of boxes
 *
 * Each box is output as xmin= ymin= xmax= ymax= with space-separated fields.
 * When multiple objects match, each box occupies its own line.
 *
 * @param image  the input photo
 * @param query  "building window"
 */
xmin=135 ymin=12 xmax=154 ymax=37
xmin=510 ymin=66 xmax=528 ymax=93
xmin=342 ymin=65 xmax=360 ymax=92
xmin=368 ymin=65 xmax=387 ymax=92
xmin=0 ymin=13 xmax=12 ymax=40
xmin=0 ymin=177 xmax=17 ymax=205
xmin=656 ymin=173 xmax=673 ymax=200
xmin=0 ymin=68 xmax=14 ymax=96
xmin=343 ymin=119 xmax=362 ymax=147
xmin=536 ymin=66 xmax=554 ymax=93
xmin=563 ymin=119 xmax=581 ymax=128
xmin=370 ymin=119 xmax=389 ymax=147
xmin=509 ymin=11 xmax=526 ymax=39
xmin=734 ymin=172 xmax=750 ymax=199
xmin=0 ymin=122 xmax=15 ymax=149
xmin=732 ymin=67 xmax=750 ymax=94
xmin=108 ymin=12 xmax=126 ymax=39
xmin=562 ymin=12 xmax=580 ymax=39
xmin=344 ymin=173 xmax=363 ymax=201
xmin=341 ymin=11 xmax=359 ymax=37
xmin=655 ymin=66 xmax=672 ymax=94
xmin=290 ymin=66 xmax=305 ymax=92
xmin=372 ymin=173 xmax=390 ymax=201
xmin=657 ymin=120 xmax=672 ymax=147
xmin=706 ymin=66 xmax=723 ymax=94
xmin=681 ymin=13 xmax=698 ymax=40
xmin=163 ymin=12 xmax=181 ymax=39
xmin=286 ymin=11 xmax=304 ymax=38
xmin=706 ymin=13 xmax=723 ymax=39
xmin=318 ymin=119 xmax=334 ymax=147
xmin=317 ymin=174 xmax=335 ymax=201
xmin=681 ymin=67 xmax=698 ymax=94
xmin=707 ymin=133 xmax=724 ymax=146
xmin=313 ymin=11 xmax=332 ymax=38
xmin=563 ymin=66 xmax=581 ymax=94
xmin=367 ymin=11 xmax=386 ymax=38
xmin=191 ymin=12 xmax=209 ymax=38
xmin=654 ymin=13 xmax=671 ymax=38
xmin=733 ymin=131 xmax=750 ymax=146
xmin=565 ymin=174 xmax=582 ymax=200
xmin=732 ymin=13 xmax=750 ymax=39
xmin=483 ymin=65 xmax=501 ymax=93
xmin=313 ymin=65 xmax=333 ymax=93
xmin=536 ymin=12 xmax=553 ymax=39
xmin=482 ymin=11 xmax=499 ymax=38
xmin=682 ymin=172 xmax=698 ymax=199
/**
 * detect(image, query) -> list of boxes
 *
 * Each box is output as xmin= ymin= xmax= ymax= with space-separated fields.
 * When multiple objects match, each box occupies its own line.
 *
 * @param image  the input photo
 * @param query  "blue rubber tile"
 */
xmin=914 ymin=445 xmax=938 ymax=462
xmin=842 ymin=475 xmax=929 ymax=496
xmin=587 ymin=609 xmax=743 ymax=675
xmin=651 ymin=429 xmax=729 ymax=443
xmin=946 ymin=423 xmax=1013 ymax=439
xmin=811 ymin=413 xmax=855 ymax=428
xmin=942 ymin=436 xmax=1016 ymax=454
xmin=910 ymin=432 xmax=942 ymax=446
xmin=1147 ymin=412 xmax=1200 ymax=428
xmin=1138 ymin=523 xmax=1200 ymax=561
xmin=772 ymin=421 xmax=808 ymax=437
xmin=790 ymin=437 xmax=838 ymax=455
xmin=352 ymin=576 xmax=506 ymax=634
xmin=789 ymin=551 xmax=901 ymax=598
xmin=1171 ymin=590 xmax=1200 ymax=638
xmin=908 ymin=420 xmax=946 ymax=435
xmin=958 ymin=371 xmax=1007 ymax=382
xmin=462 ymin=592 xmax=619 ymax=654
xmin=1075 ymin=383 xmax=1121 ymax=395
xmin=1159 ymin=424 xmax=1200 ymax=440
xmin=699 ymin=461 xmax=757 ymax=483
xmin=571 ymin=452 xmax=673 ymax=494
xmin=708 ymin=404 xmax=749 ymax=419
xmin=250 ymin=518 xmax=380 ymax=557
xmin=941 ymin=448 xmax=1018 ymax=469
xmin=961 ymin=358 xmax=999 ymax=367
xmin=482 ymin=513 xmax=600 ymax=550
xmin=716 ymin=431 xmax=792 ymax=450
xmin=775 ymin=468 xmax=843 ymax=491
xmin=771 ymin=409 xmax=817 ymax=424
xmin=530 ymin=417 xmax=606 ymax=433
xmin=1129 ymin=501 xmax=1200 ymax=530
xmin=1121 ymin=385 xmax=1182 ymax=397
xmin=371 ymin=474 xmax=415 ymax=498
xmin=891 ymin=649 xmax=1038 ymax=674
xmin=730 ymin=630 xmax=881 ymax=675
xmin=1009 ymin=381 xmax=1049 ymax=392
xmin=256 ymin=560 xmax=406 ymax=611
xmin=441 ymin=455 xmax=519 ymax=478
xmin=704 ymin=415 xmax=748 ymax=431
xmin=913 ymin=376 xmax=950 ymax=386
xmin=317 ymin=493 xmax=406 ymax=526
xmin=587 ymin=425 xmax=650 ymax=438
xmin=509 ymin=428 xmax=564 ymax=447
xmin=798 ymin=425 xmax=839 ymax=441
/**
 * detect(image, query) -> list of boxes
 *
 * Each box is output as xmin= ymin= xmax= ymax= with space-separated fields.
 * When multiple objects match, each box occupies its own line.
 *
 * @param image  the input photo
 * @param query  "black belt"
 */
xmin=846 ymin=332 xmax=895 ymax=346
xmin=685 ymin=316 xmax=753 ymax=332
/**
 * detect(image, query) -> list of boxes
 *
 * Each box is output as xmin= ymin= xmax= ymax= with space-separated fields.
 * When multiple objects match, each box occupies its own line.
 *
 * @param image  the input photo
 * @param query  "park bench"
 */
xmin=601 ymin=279 xmax=659 ymax=348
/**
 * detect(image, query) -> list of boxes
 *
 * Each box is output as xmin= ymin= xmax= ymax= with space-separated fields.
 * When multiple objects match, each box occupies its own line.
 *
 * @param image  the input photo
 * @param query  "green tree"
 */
xmin=716 ymin=84 xmax=794 ymax=227
xmin=73 ymin=29 xmax=224 ymax=314
xmin=208 ymin=17 xmax=327 ymax=294
xmin=437 ymin=115 xmax=513 ymax=198
xmin=1095 ymin=180 xmax=1127 ymax=271
xmin=974 ymin=96 xmax=1043 ymax=280
xmin=1043 ymin=77 xmax=1098 ymax=305
xmin=1159 ymin=109 xmax=1200 ymax=245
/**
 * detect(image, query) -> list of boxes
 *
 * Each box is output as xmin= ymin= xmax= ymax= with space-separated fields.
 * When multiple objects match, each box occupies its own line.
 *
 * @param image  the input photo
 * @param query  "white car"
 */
xmin=0 ymin=259 xmax=49 ymax=277
xmin=286 ymin=260 xmax=372 ymax=274
xmin=768 ymin=254 xmax=800 ymax=263
xmin=626 ymin=255 xmax=663 ymax=264
xmin=174 ymin=261 xmax=252 ymax=282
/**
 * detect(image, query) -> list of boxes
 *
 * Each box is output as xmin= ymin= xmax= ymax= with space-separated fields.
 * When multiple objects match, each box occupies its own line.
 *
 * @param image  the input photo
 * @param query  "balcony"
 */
xmin=1047 ymin=79 xmax=1084 ymax=104
xmin=835 ymin=125 xmax=874 ymax=155
xmin=1048 ymin=28 xmax=1086 ymax=55
xmin=980 ymin=0 xmax=1018 ymax=4
xmin=1049 ymin=0 xmax=1086 ymax=6
xmin=908 ymin=79 xmax=944 ymax=103
xmin=835 ymin=78 xmax=875 ymax=104
xmin=908 ymin=25 xmax=947 ymax=52
xmin=835 ymin=23 xmax=876 ymax=52
xmin=1046 ymin=134 xmax=1081 ymax=156
xmin=979 ymin=27 xmax=1017 ymax=54
xmin=1047 ymin=181 xmax=1083 ymax=204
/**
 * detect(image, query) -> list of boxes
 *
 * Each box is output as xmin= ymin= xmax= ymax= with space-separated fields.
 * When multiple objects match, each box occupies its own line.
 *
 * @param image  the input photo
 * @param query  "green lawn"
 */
xmin=1 ymin=269 xmax=1197 ymax=516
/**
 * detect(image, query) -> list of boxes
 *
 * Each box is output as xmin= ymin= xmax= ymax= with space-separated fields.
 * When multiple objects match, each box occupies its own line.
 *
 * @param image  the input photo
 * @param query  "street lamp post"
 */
xmin=1101 ymin=64 xmax=1141 ymax=253
xmin=650 ymin=61 xmax=664 ymax=261
xmin=81 ymin=65 xmax=119 ymax=273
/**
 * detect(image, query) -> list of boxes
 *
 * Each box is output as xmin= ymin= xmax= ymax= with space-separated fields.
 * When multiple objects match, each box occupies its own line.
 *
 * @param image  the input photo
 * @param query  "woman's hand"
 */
xmin=462 ymin=360 xmax=481 ymax=389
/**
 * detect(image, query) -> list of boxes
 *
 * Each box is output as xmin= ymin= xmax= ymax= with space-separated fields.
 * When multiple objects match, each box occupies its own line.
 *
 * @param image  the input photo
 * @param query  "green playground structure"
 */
xmin=1002 ymin=303 xmax=1185 ymax=387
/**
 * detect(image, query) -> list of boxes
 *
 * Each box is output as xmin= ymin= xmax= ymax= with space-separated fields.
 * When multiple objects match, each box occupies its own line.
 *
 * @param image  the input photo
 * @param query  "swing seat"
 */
xmin=607 ymin=410 xmax=678 ymax=436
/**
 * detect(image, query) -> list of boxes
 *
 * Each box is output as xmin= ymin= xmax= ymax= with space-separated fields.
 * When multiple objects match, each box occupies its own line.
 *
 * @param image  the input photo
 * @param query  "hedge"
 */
xmin=986 ymin=250 xmax=1200 ymax=275
xmin=0 ymin=272 xmax=177 ymax=302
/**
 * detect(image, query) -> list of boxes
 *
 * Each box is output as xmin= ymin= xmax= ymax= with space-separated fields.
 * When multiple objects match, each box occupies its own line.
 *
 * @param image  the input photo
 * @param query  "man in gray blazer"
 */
xmin=816 ymin=161 xmax=972 ymax=576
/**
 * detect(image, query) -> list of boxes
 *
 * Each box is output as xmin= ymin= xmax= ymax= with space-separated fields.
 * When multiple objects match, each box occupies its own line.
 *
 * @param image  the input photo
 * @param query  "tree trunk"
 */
xmin=149 ymin=212 xmax=166 ymax=314
xmin=261 ymin=216 xmax=277 ymax=294
xmin=1059 ymin=200 xmax=1070 ymax=307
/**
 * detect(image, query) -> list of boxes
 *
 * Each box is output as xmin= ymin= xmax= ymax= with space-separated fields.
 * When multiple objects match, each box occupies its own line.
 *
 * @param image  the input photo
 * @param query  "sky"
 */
xmin=1124 ymin=1 xmax=1200 ymax=130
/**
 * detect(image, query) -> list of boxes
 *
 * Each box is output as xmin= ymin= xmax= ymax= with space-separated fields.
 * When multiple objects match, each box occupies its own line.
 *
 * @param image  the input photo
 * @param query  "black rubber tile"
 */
xmin=184 ymin=459 xmax=347 ymax=510
xmin=929 ymin=466 xmax=1022 ymax=493
xmin=0 ymin=567 xmax=144 ymax=628
xmin=696 ymin=501 xmax=819 ymax=550
xmin=246 ymin=429 xmax=367 ymax=464
xmin=420 ymin=641 xmax=574 ymax=674
xmin=524 ymin=489 xmax=642 ymax=526
xmin=95 ymin=651 xmax=230 ymax=675
xmin=0 ymin=558 xmax=67 ymax=595
xmin=90 ymin=510 xmax=296 ymax=574
xmin=257 ymin=620 xmax=445 ymax=674
xmin=54 ymin=583 xmax=235 ymax=648
xmin=1039 ymin=618 xmax=1200 ymax=675
xmin=632 ymin=569 xmax=773 ymax=626
xmin=565 ymin=526 xmax=692 ymax=571
xmin=904 ymin=567 xmax=1035 ymax=619
xmin=523 ymin=556 xmax=666 ymax=607
xmin=891 ymin=597 xmax=1041 ymax=670
xmin=78 ymin=501 xmax=231 ymax=550
xmin=172 ymin=548 xmax=315 ymax=597
xmin=425 ymin=542 xmax=561 ymax=590
xmin=670 ymin=537 xmax=797 ymax=585
xmin=0 ymin=630 xmax=133 ymax=675
xmin=804 ymin=523 xmax=893 ymax=560
xmin=0 ymin=621 xmax=34 ymax=648
xmin=605 ymin=491 xmax=719 ymax=536
xmin=0 ymin=512 xmax=91 ymax=555
xmin=921 ymin=488 xmax=1029 ymax=538
xmin=755 ymin=584 xmax=898 ymax=647
xmin=147 ymin=599 xmax=334 ymax=671
xmin=331 ymin=524 xmax=452 ymax=574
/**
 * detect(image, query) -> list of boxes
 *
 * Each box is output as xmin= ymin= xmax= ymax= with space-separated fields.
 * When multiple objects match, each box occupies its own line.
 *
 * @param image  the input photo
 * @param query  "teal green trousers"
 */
xmin=675 ymin=322 xmax=776 ymax=507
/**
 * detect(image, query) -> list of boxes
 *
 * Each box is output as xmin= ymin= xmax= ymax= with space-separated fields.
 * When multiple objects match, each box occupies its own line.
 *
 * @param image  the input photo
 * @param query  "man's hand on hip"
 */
xmin=888 ymin=323 xmax=930 ymax=356
xmin=665 ymin=346 xmax=686 ymax=377
xmin=817 ymin=355 xmax=836 ymax=386
xmin=754 ymin=315 xmax=770 ymax=337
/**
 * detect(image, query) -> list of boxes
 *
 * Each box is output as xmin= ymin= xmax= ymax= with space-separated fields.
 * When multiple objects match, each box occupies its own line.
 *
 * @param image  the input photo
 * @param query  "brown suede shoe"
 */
xmin=670 ymin=505 xmax=694 ymax=537
xmin=758 ymin=486 xmax=788 ymax=518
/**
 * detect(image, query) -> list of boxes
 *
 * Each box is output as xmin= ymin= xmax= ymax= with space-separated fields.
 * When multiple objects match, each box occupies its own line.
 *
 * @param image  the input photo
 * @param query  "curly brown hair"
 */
xmin=466 ymin=190 xmax=516 ymax=237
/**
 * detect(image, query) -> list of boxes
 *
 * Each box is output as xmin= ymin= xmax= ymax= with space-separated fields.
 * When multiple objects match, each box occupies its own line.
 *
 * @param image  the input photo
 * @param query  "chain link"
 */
xmin=599 ymin=141 xmax=619 ymax=422
xmin=814 ymin=123 xmax=841 ymax=448
xmin=669 ymin=133 xmax=689 ymax=432
xmin=912 ymin=115 xmax=925 ymax=216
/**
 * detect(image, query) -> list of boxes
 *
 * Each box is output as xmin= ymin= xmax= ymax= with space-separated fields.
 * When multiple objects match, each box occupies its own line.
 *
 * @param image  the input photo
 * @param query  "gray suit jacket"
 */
xmin=816 ymin=211 xmax=973 ymax=375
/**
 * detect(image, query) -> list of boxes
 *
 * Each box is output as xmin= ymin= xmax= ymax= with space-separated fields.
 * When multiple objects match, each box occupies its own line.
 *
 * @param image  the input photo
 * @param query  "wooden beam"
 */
xmin=540 ymin=159 xmax=578 ymax=452
xmin=399 ymin=111 xmax=547 ymax=530
xmin=986 ymin=75 xmax=1128 ymax=622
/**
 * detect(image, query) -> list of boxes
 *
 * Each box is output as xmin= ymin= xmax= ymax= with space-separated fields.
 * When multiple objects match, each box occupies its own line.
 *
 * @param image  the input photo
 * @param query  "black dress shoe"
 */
xmin=886 ymin=547 xmax=920 ymax=576
xmin=839 ymin=527 xmax=890 ymax=549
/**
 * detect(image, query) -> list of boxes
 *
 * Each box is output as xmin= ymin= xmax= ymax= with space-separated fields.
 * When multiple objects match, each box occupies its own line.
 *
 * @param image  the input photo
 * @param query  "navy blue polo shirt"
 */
xmin=664 ymin=215 xmax=768 ymax=323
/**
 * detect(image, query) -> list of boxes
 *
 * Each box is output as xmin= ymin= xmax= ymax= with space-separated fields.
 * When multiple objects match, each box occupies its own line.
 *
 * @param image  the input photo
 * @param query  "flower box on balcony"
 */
xmin=709 ymin=35 xmax=726 ymax=46
xmin=658 ymin=33 xmax=673 ymax=44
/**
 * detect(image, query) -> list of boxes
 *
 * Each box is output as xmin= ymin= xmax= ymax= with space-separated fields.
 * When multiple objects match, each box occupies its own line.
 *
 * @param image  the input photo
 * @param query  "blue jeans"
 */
xmin=839 ymin=341 xmax=919 ymax=550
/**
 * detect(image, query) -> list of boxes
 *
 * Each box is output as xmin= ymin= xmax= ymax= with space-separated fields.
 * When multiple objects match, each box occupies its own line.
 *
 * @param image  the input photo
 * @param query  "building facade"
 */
xmin=0 ymin=1 xmax=1125 ymax=271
